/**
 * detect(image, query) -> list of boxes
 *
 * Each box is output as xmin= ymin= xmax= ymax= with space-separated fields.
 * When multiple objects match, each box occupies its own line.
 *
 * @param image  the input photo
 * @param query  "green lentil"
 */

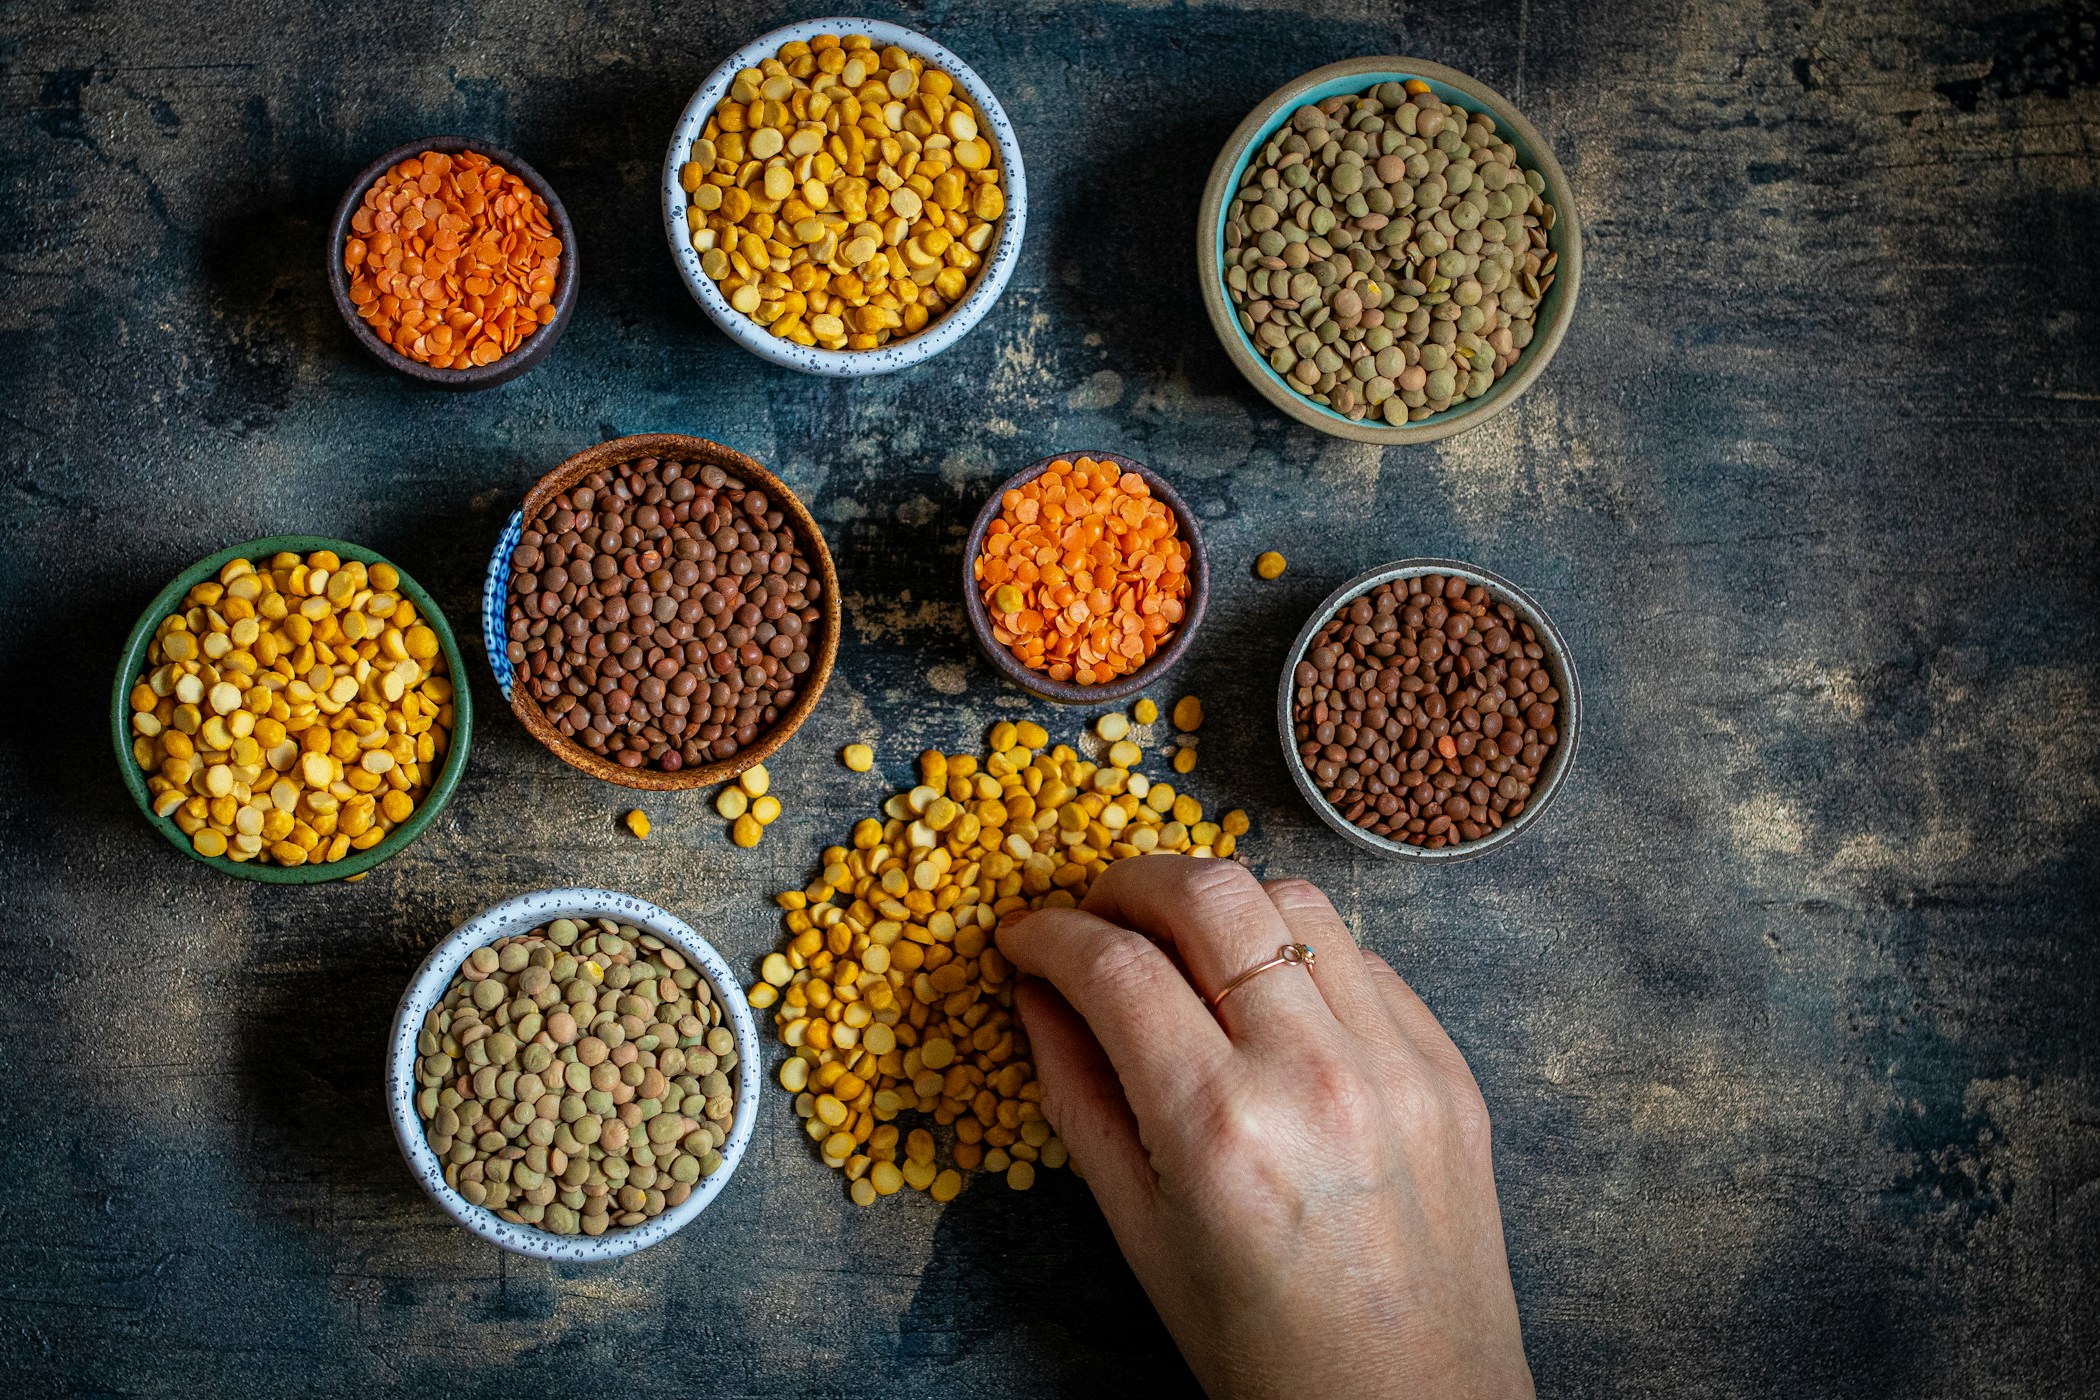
xmin=414 ymin=918 xmax=739 ymax=1238
xmin=1224 ymin=79 xmax=1559 ymax=424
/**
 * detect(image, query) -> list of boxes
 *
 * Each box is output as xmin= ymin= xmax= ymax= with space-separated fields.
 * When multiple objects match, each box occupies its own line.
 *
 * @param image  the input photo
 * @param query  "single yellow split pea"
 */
xmin=624 ymin=809 xmax=651 ymax=839
xmin=1255 ymin=551 xmax=1287 ymax=580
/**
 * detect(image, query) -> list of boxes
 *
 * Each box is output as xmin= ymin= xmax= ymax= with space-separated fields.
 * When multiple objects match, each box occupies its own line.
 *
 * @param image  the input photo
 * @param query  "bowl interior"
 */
xmin=1211 ymin=65 xmax=1576 ymax=435
xmin=502 ymin=434 xmax=841 ymax=789
xmin=1276 ymin=558 xmax=1579 ymax=862
xmin=111 ymin=535 xmax=475 ymax=883
xmin=661 ymin=16 xmax=1027 ymax=376
xmin=385 ymin=887 xmax=762 ymax=1261
xmin=328 ymin=136 xmax=580 ymax=388
xmin=961 ymin=452 xmax=1209 ymax=705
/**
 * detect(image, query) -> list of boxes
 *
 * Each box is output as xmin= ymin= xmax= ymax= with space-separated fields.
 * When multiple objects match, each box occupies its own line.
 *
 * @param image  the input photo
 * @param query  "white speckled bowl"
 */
xmin=386 ymin=888 xmax=761 ymax=1261
xmin=662 ymin=16 xmax=1028 ymax=376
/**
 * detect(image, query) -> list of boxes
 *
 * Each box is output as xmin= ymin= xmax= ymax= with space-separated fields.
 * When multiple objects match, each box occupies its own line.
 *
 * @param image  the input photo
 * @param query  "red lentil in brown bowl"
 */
xmin=1277 ymin=558 xmax=1579 ymax=861
xmin=501 ymin=434 xmax=839 ymax=790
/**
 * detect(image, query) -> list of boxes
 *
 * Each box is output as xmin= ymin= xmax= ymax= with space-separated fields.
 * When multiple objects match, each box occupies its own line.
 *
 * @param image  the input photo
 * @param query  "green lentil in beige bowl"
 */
xmin=1198 ymin=57 xmax=1582 ymax=445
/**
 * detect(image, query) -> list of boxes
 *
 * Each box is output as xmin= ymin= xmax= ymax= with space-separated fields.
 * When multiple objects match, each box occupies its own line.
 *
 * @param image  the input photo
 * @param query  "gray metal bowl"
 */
xmin=1276 ymin=558 xmax=1579 ymax=861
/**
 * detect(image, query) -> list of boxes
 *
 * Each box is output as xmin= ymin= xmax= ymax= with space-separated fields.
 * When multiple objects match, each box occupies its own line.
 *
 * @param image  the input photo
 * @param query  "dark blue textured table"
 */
xmin=2 ymin=2 xmax=2095 ymax=1395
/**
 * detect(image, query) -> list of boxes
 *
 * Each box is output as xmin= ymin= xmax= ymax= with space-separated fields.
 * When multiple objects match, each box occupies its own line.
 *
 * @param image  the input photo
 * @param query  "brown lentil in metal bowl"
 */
xmin=1277 ymin=558 xmax=1578 ymax=861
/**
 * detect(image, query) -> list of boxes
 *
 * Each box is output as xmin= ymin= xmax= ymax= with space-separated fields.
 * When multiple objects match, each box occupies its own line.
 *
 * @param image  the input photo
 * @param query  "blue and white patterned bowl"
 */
xmin=481 ymin=509 xmax=523 ymax=702
xmin=385 ymin=887 xmax=762 ymax=1261
xmin=661 ymin=16 xmax=1028 ymax=376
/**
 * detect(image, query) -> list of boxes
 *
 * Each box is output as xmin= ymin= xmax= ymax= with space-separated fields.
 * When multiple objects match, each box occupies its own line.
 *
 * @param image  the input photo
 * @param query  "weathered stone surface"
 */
xmin=2 ymin=2 xmax=2095 ymax=1395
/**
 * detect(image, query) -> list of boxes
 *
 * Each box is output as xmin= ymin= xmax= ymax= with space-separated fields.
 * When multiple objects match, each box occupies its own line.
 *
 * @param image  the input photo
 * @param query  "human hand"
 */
xmin=997 ymin=856 xmax=1533 ymax=1400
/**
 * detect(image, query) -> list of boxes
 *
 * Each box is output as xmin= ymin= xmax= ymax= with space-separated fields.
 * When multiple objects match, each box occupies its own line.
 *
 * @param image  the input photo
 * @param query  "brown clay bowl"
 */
xmin=327 ymin=135 xmax=580 ymax=390
xmin=505 ymin=434 xmax=839 ymax=789
xmin=962 ymin=451 xmax=1209 ymax=704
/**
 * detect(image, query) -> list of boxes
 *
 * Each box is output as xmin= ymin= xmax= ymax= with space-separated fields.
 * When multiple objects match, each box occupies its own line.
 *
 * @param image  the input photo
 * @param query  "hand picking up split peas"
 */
xmin=743 ymin=705 xmax=1534 ymax=1393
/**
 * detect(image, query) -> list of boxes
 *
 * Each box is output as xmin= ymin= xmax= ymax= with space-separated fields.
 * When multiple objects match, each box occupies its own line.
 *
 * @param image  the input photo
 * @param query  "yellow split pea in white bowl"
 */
xmin=662 ymin=17 xmax=1028 ymax=376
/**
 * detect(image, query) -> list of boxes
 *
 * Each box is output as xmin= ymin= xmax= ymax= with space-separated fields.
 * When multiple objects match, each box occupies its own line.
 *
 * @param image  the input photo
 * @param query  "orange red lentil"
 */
xmin=973 ymin=457 xmax=1192 ymax=687
xmin=344 ymin=149 xmax=562 ymax=370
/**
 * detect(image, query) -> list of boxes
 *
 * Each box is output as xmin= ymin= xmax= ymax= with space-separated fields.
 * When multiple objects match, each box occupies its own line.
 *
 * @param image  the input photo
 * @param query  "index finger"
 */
xmin=997 ymin=905 xmax=1231 ymax=1124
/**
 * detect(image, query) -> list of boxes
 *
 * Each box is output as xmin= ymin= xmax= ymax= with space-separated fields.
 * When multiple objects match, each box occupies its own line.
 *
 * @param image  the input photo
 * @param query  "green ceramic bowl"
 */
xmin=111 ymin=535 xmax=475 ymax=882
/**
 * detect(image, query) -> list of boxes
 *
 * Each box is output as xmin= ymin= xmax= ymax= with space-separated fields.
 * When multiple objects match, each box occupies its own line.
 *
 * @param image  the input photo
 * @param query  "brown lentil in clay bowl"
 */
xmin=503 ymin=434 xmax=839 ymax=789
xmin=1277 ymin=558 xmax=1578 ymax=861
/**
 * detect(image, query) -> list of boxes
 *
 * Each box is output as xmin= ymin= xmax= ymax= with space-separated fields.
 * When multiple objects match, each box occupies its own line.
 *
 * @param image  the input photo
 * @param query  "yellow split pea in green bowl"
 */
xmin=111 ymin=535 xmax=474 ymax=882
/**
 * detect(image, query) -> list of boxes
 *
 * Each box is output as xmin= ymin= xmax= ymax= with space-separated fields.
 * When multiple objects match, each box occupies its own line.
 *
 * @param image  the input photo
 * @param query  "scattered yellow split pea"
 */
xmin=716 ymin=786 xmax=750 ymax=820
xmin=1095 ymin=711 xmax=1130 ymax=742
xmin=842 ymin=743 xmax=874 ymax=771
xmin=731 ymin=813 xmax=763 ymax=847
xmin=739 ymin=763 xmax=771 ymax=797
xmin=1173 ymin=747 xmax=1197 ymax=774
xmin=1255 ymin=551 xmax=1287 ymax=580
xmin=624 ymin=809 xmax=652 ymax=839
xmin=1172 ymin=695 xmax=1203 ymax=732
xmin=751 ymin=794 xmax=782 ymax=825
xmin=1131 ymin=697 xmax=1159 ymax=725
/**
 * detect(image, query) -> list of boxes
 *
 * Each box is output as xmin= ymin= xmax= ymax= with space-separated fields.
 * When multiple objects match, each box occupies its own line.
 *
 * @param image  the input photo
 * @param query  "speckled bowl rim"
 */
xmin=385 ymin=887 xmax=763 ymax=1261
xmin=1197 ymin=57 xmax=1582 ymax=445
xmin=326 ymin=136 xmax=580 ymax=390
xmin=1276 ymin=558 xmax=1579 ymax=861
xmin=482 ymin=509 xmax=527 ymax=701
xmin=110 ymin=535 xmax=475 ymax=883
xmin=662 ymin=16 xmax=1028 ymax=377
xmin=960 ymin=452 xmax=1209 ymax=705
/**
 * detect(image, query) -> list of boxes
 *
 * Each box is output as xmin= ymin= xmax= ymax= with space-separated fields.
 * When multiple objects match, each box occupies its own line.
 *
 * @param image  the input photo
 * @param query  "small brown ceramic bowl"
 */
xmin=962 ymin=452 xmax=1208 ymax=705
xmin=327 ymin=136 xmax=580 ymax=390
xmin=505 ymin=434 xmax=840 ymax=789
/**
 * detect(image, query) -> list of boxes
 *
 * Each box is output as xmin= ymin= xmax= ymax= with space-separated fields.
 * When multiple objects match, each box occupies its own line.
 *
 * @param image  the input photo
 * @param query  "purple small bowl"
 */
xmin=962 ymin=451 xmax=1209 ymax=704
xmin=327 ymin=136 xmax=580 ymax=390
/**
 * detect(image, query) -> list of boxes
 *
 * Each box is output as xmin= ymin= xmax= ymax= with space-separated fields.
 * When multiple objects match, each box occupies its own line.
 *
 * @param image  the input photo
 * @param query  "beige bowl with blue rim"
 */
xmin=1197 ymin=57 xmax=1581 ymax=444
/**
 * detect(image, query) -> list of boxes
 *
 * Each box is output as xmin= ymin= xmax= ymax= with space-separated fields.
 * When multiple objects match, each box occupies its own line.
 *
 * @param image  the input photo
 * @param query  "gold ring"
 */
xmin=1206 ymin=942 xmax=1316 ymax=1011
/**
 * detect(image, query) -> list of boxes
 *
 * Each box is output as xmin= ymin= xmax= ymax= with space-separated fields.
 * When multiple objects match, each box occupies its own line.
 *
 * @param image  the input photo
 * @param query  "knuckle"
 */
xmin=1180 ymin=858 xmax=1272 ymax=921
xmin=1389 ymin=1061 xmax=1491 ymax=1151
xmin=1194 ymin=1079 xmax=1280 ymax=1159
xmin=1265 ymin=876 xmax=1332 ymax=914
xmin=1297 ymin=1053 xmax=1384 ymax=1148
xmin=1446 ymin=1071 xmax=1493 ymax=1152
xmin=1075 ymin=928 xmax=1165 ymax=1006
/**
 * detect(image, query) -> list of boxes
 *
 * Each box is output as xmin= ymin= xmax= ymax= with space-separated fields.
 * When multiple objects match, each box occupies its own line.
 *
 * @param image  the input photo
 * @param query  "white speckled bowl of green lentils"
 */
xmin=1198 ymin=56 xmax=1582 ymax=445
xmin=386 ymin=887 xmax=761 ymax=1261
